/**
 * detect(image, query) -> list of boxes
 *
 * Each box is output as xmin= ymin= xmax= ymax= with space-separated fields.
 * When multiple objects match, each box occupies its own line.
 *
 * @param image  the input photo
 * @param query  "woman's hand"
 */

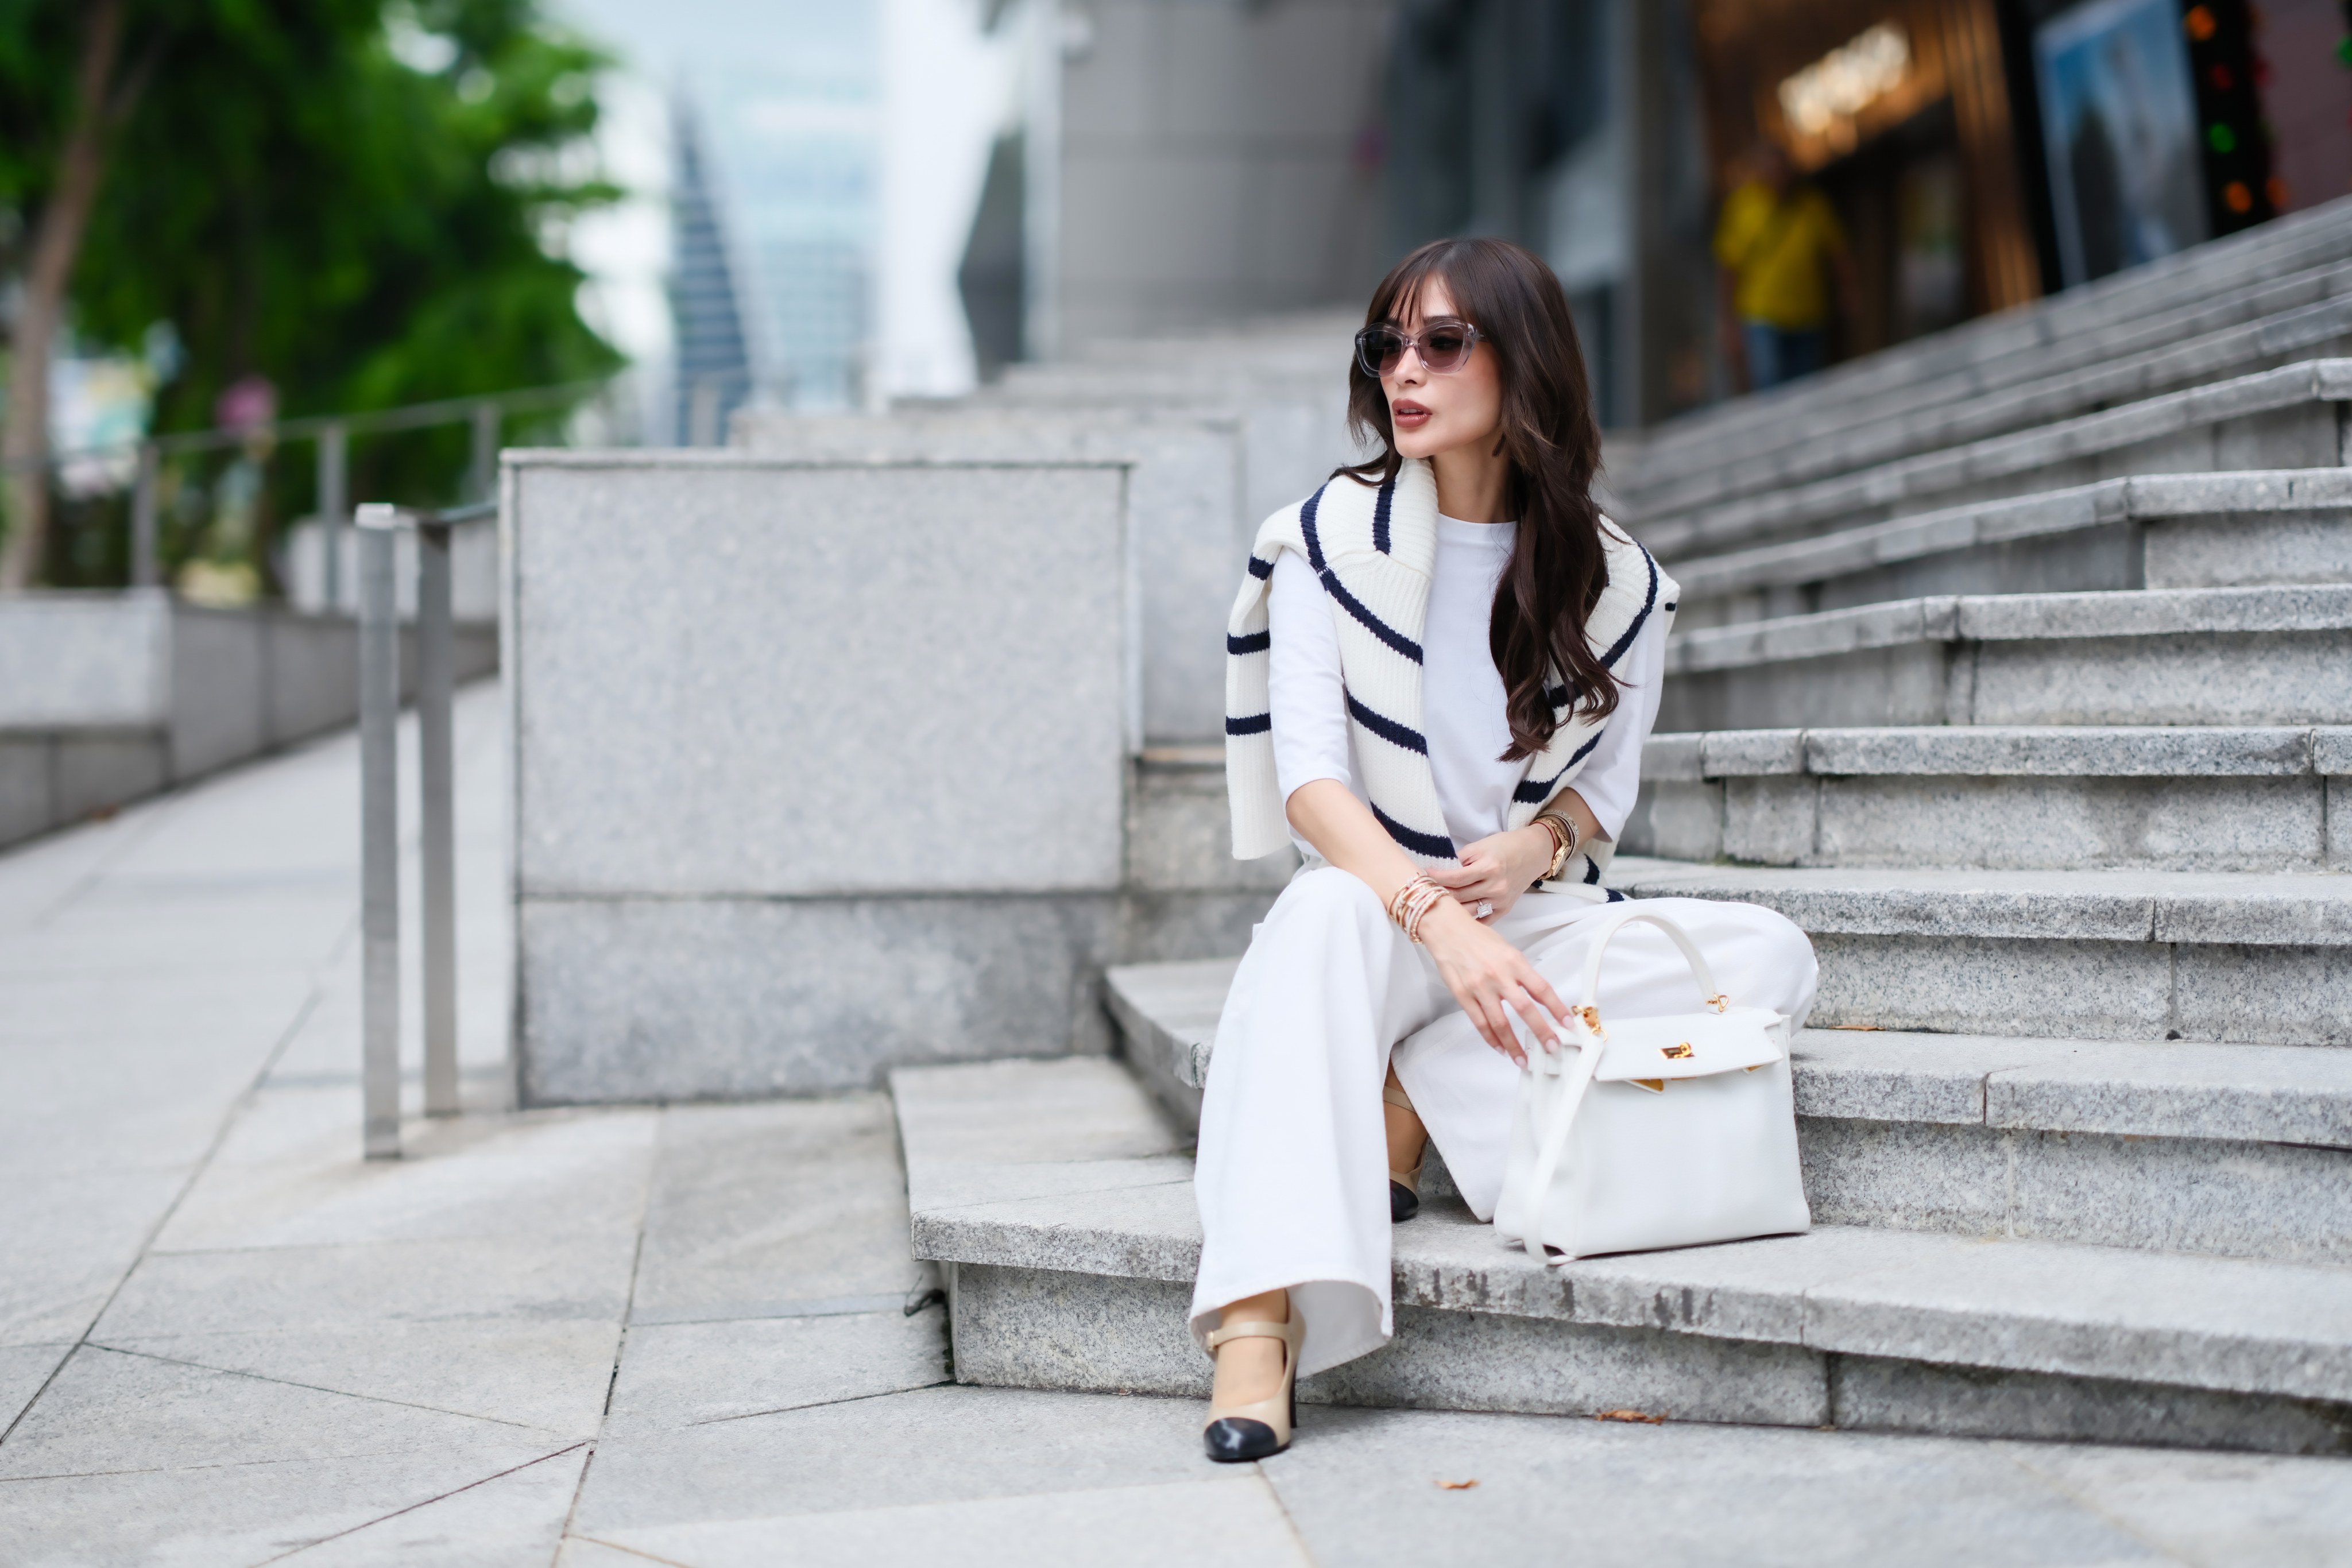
xmin=1415 ymin=899 xmax=1570 ymax=1067
xmin=1429 ymin=824 xmax=1554 ymax=920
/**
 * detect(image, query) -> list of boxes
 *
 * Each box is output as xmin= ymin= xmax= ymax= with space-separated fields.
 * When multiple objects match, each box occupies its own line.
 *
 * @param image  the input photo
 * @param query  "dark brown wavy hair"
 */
xmin=1340 ymin=236 xmax=1618 ymax=762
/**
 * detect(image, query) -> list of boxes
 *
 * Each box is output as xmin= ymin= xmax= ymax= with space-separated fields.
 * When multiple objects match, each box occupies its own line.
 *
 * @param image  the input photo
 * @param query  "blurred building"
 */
xmin=967 ymin=0 xmax=2352 ymax=426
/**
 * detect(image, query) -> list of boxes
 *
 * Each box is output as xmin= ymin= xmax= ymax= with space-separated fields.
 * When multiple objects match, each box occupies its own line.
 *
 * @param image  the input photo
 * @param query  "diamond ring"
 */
xmin=1475 ymin=900 xmax=1494 ymax=920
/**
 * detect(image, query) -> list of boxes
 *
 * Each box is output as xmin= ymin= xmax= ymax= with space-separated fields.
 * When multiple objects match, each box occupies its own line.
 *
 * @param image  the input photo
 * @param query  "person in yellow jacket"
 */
xmin=1713 ymin=142 xmax=1857 ymax=392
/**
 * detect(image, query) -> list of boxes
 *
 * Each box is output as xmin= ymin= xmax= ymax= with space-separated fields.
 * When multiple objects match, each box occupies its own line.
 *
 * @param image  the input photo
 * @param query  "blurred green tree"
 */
xmin=0 ymin=0 xmax=624 ymax=590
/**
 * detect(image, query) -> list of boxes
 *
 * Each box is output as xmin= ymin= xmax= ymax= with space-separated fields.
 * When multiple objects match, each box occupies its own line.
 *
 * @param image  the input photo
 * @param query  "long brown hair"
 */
xmin=1340 ymin=237 xmax=1617 ymax=762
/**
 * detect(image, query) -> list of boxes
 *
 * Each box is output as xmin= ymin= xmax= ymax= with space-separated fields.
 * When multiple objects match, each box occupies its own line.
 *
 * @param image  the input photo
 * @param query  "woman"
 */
xmin=1193 ymin=237 xmax=1819 ymax=1461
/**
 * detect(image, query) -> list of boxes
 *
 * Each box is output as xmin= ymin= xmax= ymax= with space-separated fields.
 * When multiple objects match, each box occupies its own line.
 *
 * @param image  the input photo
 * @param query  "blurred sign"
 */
xmin=1778 ymin=23 xmax=1912 ymax=141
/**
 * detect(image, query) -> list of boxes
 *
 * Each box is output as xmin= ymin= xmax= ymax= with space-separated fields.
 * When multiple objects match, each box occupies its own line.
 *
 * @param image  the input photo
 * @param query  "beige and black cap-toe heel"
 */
xmin=1201 ymin=1316 xmax=1303 ymax=1462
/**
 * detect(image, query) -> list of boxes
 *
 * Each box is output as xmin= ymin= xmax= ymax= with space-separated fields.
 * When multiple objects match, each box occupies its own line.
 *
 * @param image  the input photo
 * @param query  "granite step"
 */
xmin=895 ymin=1055 xmax=2352 ymax=1454
xmin=1605 ymin=857 xmax=2352 ymax=1046
xmin=1618 ymin=255 xmax=2352 ymax=498
xmin=1104 ymin=962 xmax=2352 ymax=1265
xmin=1655 ymin=584 xmax=2352 ymax=733
xmin=1666 ymin=469 xmax=2352 ymax=630
xmin=1632 ymin=359 xmax=2352 ymax=563
xmin=1624 ymin=725 xmax=2352 ymax=873
xmin=1613 ymin=198 xmax=2352 ymax=495
xmin=1631 ymin=285 xmax=2352 ymax=526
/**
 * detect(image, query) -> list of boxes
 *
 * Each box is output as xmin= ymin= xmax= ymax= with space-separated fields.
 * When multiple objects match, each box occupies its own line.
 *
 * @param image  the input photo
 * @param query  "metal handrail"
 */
xmin=355 ymin=500 xmax=474 ymax=1157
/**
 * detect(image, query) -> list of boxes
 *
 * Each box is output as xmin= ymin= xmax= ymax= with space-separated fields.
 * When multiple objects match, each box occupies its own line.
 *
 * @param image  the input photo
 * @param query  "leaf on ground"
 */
xmin=1827 ymin=1023 xmax=1884 ymax=1031
xmin=1593 ymin=1408 xmax=1667 ymax=1424
xmin=1437 ymin=1479 xmax=1479 ymax=1490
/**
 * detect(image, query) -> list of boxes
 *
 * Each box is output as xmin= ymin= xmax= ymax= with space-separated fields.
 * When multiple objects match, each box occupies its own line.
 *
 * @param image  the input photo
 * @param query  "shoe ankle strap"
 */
xmin=1206 ymin=1318 xmax=1302 ymax=1353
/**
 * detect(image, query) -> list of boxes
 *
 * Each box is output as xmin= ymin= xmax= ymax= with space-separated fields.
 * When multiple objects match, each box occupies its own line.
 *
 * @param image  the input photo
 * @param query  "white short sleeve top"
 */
xmin=1267 ymin=514 xmax=1664 ymax=851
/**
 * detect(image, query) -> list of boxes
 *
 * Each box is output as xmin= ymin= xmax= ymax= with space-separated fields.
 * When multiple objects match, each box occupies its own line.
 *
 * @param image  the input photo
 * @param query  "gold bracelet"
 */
xmin=1534 ymin=811 xmax=1580 ymax=882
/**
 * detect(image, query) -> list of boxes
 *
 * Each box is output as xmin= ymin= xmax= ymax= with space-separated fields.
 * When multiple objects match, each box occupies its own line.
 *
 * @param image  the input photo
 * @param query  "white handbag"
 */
xmin=1493 ymin=907 xmax=1811 ymax=1263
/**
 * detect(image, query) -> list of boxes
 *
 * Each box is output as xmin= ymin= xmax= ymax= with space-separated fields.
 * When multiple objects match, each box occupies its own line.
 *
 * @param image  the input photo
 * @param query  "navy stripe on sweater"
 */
xmin=1372 ymin=801 xmax=1456 ymax=860
xmin=1248 ymin=556 xmax=1274 ymax=580
xmin=1372 ymin=479 xmax=1394 ymax=555
xmin=1227 ymin=630 xmax=1271 ymax=655
xmin=1299 ymin=484 xmax=1330 ymax=571
xmin=1225 ymin=712 xmax=1272 ymax=736
xmin=1345 ymin=690 xmax=1427 ymax=754
xmin=1599 ymin=548 xmax=1658 ymax=669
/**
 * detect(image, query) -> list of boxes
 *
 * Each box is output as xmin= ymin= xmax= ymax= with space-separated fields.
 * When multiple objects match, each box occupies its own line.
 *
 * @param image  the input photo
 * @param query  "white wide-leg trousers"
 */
xmin=1188 ymin=867 xmax=1820 ymax=1377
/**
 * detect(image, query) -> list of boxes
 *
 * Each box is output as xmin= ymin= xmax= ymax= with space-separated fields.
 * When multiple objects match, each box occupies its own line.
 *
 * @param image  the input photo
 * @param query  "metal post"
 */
xmin=417 ymin=518 xmax=458 ymax=1117
xmin=319 ymin=422 xmax=349 ymax=612
xmin=357 ymin=504 xmax=403 ymax=1159
xmin=130 ymin=442 xmax=160 ymax=588
xmin=468 ymin=401 xmax=499 ymax=502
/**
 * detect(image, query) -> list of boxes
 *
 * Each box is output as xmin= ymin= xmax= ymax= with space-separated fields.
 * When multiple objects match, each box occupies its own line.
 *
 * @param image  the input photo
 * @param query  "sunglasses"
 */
xmin=1354 ymin=318 xmax=1482 ymax=378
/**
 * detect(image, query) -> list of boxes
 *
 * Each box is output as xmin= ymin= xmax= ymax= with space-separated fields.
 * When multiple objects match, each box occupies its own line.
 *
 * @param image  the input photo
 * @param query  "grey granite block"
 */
xmin=1128 ymin=753 xmax=1297 ymax=892
xmin=1720 ymin=776 xmax=1818 ymax=864
xmin=1659 ymin=642 xmax=1958 ymax=732
xmin=1984 ymin=1037 xmax=2352 ymax=1146
xmin=2147 ymin=508 xmax=2352 ymax=589
xmin=1638 ymin=731 xmax=1705 ymax=781
xmin=2002 ymin=1440 xmax=2352 ymax=1562
xmin=602 ymin=1310 xmax=948 ymax=1436
xmin=520 ymin=895 xmax=1122 ymax=1104
xmin=949 ymin=1263 xmax=1832 ymax=1426
xmin=0 ymin=737 xmax=51 ymax=847
xmin=1798 ymin=1119 xmax=2009 ymax=1238
xmin=950 ymin=1262 xmax=1206 ymax=1395
xmin=2004 ymin=1127 xmax=2352 ymax=1263
xmin=1807 ymin=934 xmax=2173 ymax=1039
xmin=508 ymin=458 xmax=1129 ymax=899
xmin=2173 ymin=943 xmax=2352 ymax=1046
xmin=1831 ymin=1354 xmax=2352 ymax=1455
xmin=2318 ymin=727 xmax=2352 ymax=775
xmin=1967 ymin=630 xmax=2352 ymax=726
xmin=1804 ymin=723 xmax=2318 ymax=776
xmin=732 ymin=408 xmax=1247 ymax=744
xmin=165 ymin=604 xmax=268 ymax=779
xmin=1312 ymin=1302 xmax=1827 ymax=1425
xmin=0 ymin=591 xmax=169 ymax=727
xmin=1808 ymin=773 xmax=2326 ymax=872
xmin=1618 ymin=778 xmax=1723 ymax=861
xmin=49 ymin=731 xmax=167 ymax=822
xmin=1700 ymin=728 xmax=1806 ymax=775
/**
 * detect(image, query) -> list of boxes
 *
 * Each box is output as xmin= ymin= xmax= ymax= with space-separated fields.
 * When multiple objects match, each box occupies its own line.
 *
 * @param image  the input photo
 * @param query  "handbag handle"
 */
xmin=1577 ymin=907 xmax=1726 ymax=1019
xmin=1517 ymin=907 xmax=1724 ymax=1265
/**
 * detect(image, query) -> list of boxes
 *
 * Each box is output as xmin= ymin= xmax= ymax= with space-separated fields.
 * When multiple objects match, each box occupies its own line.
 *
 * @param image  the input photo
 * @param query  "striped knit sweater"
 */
xmin=1223 ymin=458 xmax=1677 ymax=892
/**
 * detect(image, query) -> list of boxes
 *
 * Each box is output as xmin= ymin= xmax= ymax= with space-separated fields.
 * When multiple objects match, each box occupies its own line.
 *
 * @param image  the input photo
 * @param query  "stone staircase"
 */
xmin=888 ymin=202 xmax=2352 ymax=1457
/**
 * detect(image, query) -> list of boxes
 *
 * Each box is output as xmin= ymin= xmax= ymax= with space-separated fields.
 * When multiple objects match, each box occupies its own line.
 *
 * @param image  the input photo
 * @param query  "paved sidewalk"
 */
xmin=5 ymin=687 xmax=2352 ymax=1565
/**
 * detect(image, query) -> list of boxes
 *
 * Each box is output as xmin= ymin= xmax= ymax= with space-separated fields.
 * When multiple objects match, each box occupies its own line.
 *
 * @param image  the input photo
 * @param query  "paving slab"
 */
xmin=602 ymin=1310 xmax=949 ymax=1436
xmin=569 ymin=1383 xmax=1233 ymax=1536
xmin=151 ymin=1094 xmax=659 ymax=1252
xmin=629 ymin=1097 xmax=924 ymax=1325
xmin=0 ymin=1433 xmax=578 ymax=1568
xmin=0 ymin=1165 xmax=194 ymax=1347
xmin=91 ymin=1229 xmax=641 ymax=1341
xmin=1259 ymin=1407 xmax=2175 ymax=1567
xmin=2003 ymin=1442 xmax=2352 ymax=1568
xmin=268 ymin=1443 xmax=589 ymax=1567
xmin=95 ymin=1319 xmax=622 ymax=1439
xmin=572 ymin=1473 xmax=1309 ymax=1568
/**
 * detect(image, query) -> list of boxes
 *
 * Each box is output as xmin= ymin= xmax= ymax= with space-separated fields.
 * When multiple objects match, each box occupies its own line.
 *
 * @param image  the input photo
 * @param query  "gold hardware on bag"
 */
xmin=1575 ymin=1005 xmax=1605 ymax=1037
xmin=1705 ymin=993 xmax=1730 ymax=1014
xmin=1628 ymin=1078 xmax=1666 ymax=1093
xmin=1661 ymin=1043 xmax=1694 ymax=1060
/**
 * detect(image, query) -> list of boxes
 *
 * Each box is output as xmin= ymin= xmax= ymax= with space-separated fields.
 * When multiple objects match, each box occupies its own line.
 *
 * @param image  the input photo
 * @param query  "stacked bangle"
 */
xmin=1534 ymin=811 xmax=1580 ymax=882
xmin=1387 ymin=874 xmax=1448 ymax=944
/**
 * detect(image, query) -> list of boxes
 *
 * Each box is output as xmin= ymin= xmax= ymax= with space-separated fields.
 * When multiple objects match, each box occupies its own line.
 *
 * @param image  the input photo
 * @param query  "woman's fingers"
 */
xmin=1520 ymin=967 xmax=1572 ymax=1024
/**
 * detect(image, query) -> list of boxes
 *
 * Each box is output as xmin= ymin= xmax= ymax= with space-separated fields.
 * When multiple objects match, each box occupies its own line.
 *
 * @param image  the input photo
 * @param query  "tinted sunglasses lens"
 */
xmin=1356 ymin=330 xmax=1405 ymax=377
xmin=1422 ymin=328 xmax=1471 ymax=371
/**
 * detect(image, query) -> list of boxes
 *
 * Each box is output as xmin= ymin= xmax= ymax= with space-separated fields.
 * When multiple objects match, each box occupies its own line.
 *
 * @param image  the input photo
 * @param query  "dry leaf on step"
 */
xmin=1437 ymin=1479 xmax=1479 ymax=1490
xmin=1594 ymin=1408 xmax=1667 ymax=1424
